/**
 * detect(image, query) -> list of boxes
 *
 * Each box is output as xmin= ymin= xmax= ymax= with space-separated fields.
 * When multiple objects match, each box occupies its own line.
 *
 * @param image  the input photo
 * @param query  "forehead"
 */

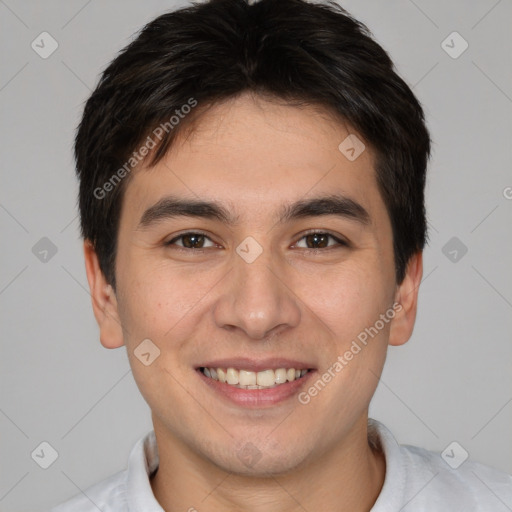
xmin=121 ymin=93 xmax=385 ymax=226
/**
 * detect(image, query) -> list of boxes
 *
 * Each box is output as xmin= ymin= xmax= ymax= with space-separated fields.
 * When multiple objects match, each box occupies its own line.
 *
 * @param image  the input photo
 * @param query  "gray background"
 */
xmin=1 ymin=0 xmax=511 ymax=510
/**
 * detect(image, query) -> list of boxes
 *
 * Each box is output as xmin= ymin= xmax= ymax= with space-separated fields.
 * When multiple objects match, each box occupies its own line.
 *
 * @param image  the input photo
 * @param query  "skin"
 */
xmin=84 ymin=92 xmax=422 ymax=512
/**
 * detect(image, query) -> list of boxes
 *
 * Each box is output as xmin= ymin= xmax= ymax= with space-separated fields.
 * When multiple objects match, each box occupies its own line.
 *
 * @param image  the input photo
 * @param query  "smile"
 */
xmin=200 ymin=367 xmax=310 ymax=389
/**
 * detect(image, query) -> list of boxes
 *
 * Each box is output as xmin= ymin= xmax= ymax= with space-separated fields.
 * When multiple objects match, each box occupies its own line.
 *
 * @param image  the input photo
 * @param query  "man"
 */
xmin=52 ymin=0 xmax=512 ymax=510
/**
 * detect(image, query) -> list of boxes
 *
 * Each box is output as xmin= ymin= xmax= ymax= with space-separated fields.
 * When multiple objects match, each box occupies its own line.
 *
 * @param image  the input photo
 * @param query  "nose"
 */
xmin=212 ymin=247 xmax=301 ymax=340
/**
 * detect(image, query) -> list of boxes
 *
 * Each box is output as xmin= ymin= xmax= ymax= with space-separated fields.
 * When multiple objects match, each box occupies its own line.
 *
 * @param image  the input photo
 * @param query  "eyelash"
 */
xmin=164 ymin=230 xmax=348 ymax=253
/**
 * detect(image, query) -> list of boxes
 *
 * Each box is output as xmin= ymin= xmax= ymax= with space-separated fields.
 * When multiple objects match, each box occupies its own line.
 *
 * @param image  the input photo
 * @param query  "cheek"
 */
xmin=116 ymin=270 xmax=195 ymax=415
xmin=116 ymin=260 xmax=215 ymax=387
xmin=305 ymin=260 xmax=393 ymax=335
xmin=117 ymin=259 xmax=197 ymax=338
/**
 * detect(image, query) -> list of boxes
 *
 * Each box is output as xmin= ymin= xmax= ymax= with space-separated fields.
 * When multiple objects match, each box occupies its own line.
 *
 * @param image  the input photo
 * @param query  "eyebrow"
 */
xmin=137 ymin=194 xmax=371 ymax=229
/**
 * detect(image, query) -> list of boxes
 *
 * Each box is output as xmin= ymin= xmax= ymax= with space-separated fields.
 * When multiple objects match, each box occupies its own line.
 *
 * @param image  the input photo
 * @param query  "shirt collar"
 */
xmin=126 ymin=430 xmax=164 ymax=512
xmin=368 ymin=418 xmax=406 ymax=511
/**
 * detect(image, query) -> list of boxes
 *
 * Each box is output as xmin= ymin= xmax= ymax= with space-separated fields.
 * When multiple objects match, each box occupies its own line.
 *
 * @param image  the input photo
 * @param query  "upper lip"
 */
xmin=196 ymin=357 xmax=315 ymax=372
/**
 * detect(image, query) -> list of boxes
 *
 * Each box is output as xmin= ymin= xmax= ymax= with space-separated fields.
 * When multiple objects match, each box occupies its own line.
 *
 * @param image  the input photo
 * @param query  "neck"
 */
xmin=150 ymin=416 xmax=386 ymax=512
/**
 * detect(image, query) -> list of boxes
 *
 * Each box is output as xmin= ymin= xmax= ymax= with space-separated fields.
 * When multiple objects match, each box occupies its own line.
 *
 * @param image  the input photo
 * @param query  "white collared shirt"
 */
xmin=51 ymin=420 xmax=512 ymax=511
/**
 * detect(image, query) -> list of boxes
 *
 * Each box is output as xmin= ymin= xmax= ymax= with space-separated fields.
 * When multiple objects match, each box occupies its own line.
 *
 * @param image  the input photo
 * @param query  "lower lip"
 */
xmin=197 ymin=369 xmax=315 ymax=408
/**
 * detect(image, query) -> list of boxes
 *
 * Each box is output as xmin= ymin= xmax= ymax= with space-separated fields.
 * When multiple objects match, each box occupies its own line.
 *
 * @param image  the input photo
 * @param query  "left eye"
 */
xmin=166 ymin=231 xmax=346 ymax=250
xmin=294 ymin=232 xmax=347 ymax=250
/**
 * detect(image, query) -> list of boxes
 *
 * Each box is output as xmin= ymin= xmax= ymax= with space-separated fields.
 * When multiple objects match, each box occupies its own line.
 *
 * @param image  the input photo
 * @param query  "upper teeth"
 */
xmin=202 ymin=367 xmax=308 ymax=388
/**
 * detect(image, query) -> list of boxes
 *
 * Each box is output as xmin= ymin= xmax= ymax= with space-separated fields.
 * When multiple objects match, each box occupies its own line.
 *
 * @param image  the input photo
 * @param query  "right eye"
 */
xmin=165 ymin=232 xmax=217 ymax=251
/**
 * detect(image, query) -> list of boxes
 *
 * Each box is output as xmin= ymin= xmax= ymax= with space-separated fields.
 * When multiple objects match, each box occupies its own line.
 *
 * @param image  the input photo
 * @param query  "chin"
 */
xmin=206 ymin=435 xmax=313 ymax=477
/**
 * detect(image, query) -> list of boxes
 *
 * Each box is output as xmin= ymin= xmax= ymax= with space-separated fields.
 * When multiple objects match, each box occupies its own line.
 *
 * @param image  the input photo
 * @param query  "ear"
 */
xmin=83 ymin=240 xmax=125 ymax=349
xmin=388 ymin=252 xmax=423 ymax=347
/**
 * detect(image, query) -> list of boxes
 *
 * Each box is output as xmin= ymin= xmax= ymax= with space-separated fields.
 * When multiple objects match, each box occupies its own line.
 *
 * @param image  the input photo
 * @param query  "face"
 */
xmin=88 ymin=92 xmax=420 ymax=476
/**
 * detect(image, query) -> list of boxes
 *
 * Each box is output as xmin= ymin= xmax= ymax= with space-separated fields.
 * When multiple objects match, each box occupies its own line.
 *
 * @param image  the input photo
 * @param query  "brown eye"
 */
xmin=166 ymin=232 xmax=215 ymax=249
xmin=295 ymin=232 xmax=347 ymax=250
xmin=181 ymin=233 xmax=205 ymax=248
xmin=305 ymin=233 xmax=329 ymax=248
